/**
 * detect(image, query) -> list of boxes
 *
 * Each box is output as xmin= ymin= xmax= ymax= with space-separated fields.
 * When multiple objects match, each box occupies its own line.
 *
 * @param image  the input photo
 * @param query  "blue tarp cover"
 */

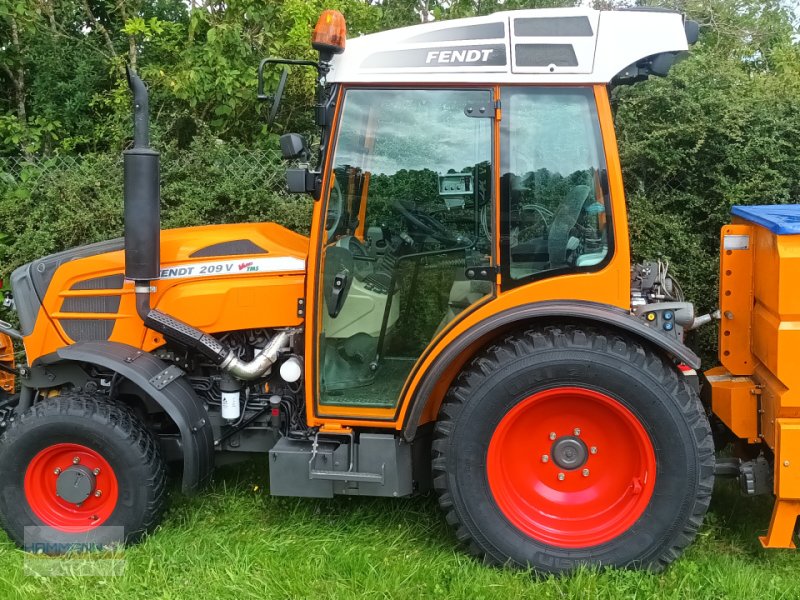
xmin=731 ymin=204 xmax=800 ymax=235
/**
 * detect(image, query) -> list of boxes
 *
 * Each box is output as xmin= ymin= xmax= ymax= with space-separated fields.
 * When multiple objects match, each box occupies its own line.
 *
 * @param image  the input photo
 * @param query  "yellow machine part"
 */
xmin=705 ymin=366 xmax=758 ymax=443
xmin=707 ymin=220 xmax=800 ymax=548
xmin=0 ymin=332 xmax=14 ymax=394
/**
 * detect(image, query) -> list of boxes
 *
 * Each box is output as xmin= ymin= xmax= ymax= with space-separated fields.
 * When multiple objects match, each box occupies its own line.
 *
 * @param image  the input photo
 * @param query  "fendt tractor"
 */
xmin=0 ymin=6 xmax=798 ymax=573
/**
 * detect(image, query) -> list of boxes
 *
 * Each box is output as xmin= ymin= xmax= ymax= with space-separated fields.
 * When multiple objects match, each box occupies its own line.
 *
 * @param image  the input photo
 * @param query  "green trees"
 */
xmin=2 ymin=0 xmax=796 ymax=160
xmin=0 ymin=0 xmax=382 ymax=154
xmin=614 ymin=0 xmax=800 ymax=356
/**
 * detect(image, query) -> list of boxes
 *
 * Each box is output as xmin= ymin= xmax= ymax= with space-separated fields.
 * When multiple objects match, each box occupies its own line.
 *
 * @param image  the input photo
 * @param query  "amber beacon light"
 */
xmin=312 ymin=10 xmax=347 ymax=59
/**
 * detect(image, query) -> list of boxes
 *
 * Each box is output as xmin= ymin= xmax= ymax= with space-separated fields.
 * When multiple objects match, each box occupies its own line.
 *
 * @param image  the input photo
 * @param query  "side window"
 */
xmin=500 ymin=87 xmax=611 ymax=285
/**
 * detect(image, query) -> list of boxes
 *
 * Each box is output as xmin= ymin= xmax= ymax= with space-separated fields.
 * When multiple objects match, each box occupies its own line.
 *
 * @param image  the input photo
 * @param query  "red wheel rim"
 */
xmin=24 ymin=443 xmax=119 ymax=532
xmin=487 ymin=387 xmax=656 ymax=548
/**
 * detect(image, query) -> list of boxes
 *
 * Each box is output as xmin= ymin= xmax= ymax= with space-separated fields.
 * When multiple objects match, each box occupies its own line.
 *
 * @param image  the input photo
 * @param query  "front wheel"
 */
xmin=0 ymin=393 xmax=167 ymax=551
xmin=432 ymin=326 xmax=714 ymax=573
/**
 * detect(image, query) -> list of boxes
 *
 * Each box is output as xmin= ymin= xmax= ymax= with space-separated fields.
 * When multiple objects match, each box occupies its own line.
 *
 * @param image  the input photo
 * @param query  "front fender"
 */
xmin=402 ymin=300 xmax=700 ymax=441
xmin=46 ymin=341 xmax=214 ymax=494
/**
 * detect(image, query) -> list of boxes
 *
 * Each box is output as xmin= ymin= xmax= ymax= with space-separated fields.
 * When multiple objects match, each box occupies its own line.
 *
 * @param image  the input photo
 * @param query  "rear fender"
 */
xmin=402 ymin=300 xmax=700 ymax=441
xmin=36 ymin=341 xmax=214 ymax=494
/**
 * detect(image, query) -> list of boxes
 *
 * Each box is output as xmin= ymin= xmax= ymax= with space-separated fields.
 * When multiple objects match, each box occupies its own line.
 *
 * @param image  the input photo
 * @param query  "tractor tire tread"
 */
xmin=0 ymin=392 xmax=167 ymax=545
xmin=431 ymin=325 xmax=714 ymax=572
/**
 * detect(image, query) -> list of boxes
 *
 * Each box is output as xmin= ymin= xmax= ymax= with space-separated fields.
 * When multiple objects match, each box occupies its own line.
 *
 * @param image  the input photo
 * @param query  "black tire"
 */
xmin=432 ymin=325 xmax=714 ymax=573
xmin=0 ymin=392 xmax=167 ymax=551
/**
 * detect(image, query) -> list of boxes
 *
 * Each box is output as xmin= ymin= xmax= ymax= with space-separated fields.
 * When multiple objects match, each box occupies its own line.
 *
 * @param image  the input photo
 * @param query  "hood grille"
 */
xmin=57 ymin=274 xmax=124 ymax=342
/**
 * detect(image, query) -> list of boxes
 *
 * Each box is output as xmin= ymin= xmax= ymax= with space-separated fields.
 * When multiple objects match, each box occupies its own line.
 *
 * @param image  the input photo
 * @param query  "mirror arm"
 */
xmin=257 ymin=58 xmax=320 ymax=100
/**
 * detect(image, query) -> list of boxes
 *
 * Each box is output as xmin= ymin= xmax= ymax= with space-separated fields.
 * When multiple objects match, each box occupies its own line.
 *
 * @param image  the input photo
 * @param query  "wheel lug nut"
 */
xmin=573 ymin=428 xmax=581 ymax=436
xmin=590 ymin=446 xmax=598 ymax=454
xmin=72 ymin=456 xmax=80 ymax=464
xmin=582 ymin=468 xmax=590 ymax=477
xmin=95 ymin=490 xmax=102 ymax=497
xmin=53 ymin=468 xmax=61 ymax=475
xmin=549 ymin=432 xmax=556 ymax=440
xmin=557 ymin=472 xmax=565 ymax=481
xmin=541 ymin=454 xmax=549 ymax=463
xmin=93 ymin=468 xmax=101 ymax=475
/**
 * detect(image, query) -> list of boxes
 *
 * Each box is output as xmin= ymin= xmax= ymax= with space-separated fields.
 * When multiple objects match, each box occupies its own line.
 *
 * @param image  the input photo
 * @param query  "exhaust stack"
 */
xmin=124 ymin=68 xmax=160 ymax=282
xmin=123 ymin=69 xmax=294 ymax=381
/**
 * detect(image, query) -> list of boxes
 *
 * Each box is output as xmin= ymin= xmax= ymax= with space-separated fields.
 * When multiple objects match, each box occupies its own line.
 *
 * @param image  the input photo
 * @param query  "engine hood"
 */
xmin=12 ymin=222 xmax=309 ymax=361
xmin=13 ymin=222 xmax=308 ymax=314
xmin=157 ymin=222 xmax=308 ymax=278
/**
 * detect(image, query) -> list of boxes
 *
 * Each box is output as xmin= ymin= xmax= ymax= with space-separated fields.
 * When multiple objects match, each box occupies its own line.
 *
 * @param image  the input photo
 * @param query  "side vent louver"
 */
xmin=57 ymin=274 xmax=124 ymax=342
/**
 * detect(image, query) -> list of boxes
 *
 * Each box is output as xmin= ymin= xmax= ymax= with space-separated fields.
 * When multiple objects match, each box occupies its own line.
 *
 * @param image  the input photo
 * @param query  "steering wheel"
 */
xmin=391 ymin=199 xmax=467 ymax=246
xmin=326 ymin=177 xmax=344 ymax=241
xmin=548 ymin=185 xmax=592 ymax=268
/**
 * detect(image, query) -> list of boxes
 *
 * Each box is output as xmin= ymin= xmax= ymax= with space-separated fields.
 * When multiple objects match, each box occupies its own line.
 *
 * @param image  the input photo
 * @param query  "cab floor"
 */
xmin=320 ymin=358 xmax=416 ymax=408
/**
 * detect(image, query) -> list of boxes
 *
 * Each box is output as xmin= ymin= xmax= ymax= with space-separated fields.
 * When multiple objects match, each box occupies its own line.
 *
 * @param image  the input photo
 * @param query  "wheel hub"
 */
xmin=550 ymin=436 xmax=587 ymax=470
xmin=56 ymin=465 xmax=96 ymax=504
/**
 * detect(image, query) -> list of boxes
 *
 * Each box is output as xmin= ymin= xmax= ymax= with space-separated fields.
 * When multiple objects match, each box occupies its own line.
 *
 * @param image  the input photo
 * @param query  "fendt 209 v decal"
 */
xmin=159 ymin=256 xmax=305 ymax=280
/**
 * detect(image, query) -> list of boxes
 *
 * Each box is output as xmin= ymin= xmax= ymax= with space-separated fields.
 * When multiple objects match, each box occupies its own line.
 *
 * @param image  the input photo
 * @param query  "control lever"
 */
xmin=328 ymin=270 xmax=349 ymax=318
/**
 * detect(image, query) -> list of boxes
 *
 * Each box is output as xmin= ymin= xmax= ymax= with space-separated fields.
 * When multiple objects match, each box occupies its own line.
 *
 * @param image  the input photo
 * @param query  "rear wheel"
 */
xmin=0 ymin=393 xmax=167 ymax=551
xmin=432 ymin=325 xmax=714 ymax=573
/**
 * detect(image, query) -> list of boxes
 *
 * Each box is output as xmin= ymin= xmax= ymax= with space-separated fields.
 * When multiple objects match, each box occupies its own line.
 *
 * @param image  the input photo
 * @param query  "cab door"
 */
xmin=311 ymin=87 xmax=496 ymax=419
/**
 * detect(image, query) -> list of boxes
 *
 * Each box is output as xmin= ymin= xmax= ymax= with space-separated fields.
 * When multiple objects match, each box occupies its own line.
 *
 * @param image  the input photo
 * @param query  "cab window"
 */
xmin=500 ymin=87 xmax=611 ymax=286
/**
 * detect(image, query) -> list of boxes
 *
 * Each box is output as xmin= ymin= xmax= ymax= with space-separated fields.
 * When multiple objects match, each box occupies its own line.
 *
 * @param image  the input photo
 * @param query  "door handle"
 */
xmin=328 ymin=270 xmax=349 ymax=318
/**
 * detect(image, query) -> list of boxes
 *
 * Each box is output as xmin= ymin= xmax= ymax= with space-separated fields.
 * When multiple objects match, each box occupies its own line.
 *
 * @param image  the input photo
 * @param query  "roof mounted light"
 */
xmin=312 ymin=10 xmax=347 ymax=61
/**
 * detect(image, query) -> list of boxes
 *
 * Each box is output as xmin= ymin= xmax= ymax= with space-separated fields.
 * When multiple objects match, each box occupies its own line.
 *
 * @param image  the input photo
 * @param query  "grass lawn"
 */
xmin=0 ymin=457 xmax=797 ymax=600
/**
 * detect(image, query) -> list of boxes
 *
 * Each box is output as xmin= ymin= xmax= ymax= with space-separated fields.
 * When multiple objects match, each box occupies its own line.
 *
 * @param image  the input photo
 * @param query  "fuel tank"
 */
xmin=13 ymin=223 xmax=308 ymax=362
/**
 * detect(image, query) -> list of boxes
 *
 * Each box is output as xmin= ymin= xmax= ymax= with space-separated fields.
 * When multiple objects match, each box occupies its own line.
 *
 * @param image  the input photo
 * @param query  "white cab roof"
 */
xmin=328 ymin=7 xmax=690 ymax=84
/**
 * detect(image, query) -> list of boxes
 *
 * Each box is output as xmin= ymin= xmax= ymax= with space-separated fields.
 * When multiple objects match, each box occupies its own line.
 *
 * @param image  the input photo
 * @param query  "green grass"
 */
xmin=0 ymin=459 xmax=798 ymax=600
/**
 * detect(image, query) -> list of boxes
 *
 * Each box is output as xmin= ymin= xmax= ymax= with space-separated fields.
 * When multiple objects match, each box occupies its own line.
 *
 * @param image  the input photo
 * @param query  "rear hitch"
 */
xmin=0 ymin=393 xmax=19 ymax=430
xmin=715 ymin=456 xmax=772 ymax=496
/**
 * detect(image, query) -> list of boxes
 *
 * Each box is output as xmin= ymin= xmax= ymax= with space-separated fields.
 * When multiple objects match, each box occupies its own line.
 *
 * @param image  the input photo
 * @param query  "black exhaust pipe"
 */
xmin=122 ymin=69 xmax=293 ymax=376
xmin=123 ymin=67 xmax=226 ymax=363
xmin=124 ymin=67 xmax=160 ymax=282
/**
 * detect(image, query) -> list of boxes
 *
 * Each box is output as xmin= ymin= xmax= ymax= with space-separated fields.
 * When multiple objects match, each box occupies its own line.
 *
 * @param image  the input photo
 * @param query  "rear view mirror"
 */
xmin=280 ymin=133 xmax=310 ymax=161
xmin=286 ymin=168 xmax=320 ymax=198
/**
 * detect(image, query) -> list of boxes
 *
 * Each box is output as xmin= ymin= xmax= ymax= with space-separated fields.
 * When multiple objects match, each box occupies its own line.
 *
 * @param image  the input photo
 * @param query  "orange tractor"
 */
xmin=0 ymin=6 xmax=798 ymax=573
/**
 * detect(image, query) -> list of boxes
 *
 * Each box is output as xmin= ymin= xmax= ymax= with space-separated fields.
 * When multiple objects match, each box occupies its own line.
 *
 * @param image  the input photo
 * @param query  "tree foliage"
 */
xmin=613 ymin=0 xmax=800 ymax=356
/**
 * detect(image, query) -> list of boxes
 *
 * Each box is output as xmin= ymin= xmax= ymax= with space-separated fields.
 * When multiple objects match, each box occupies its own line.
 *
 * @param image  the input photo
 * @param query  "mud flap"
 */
xmin=52 ymin=341 xmax=214 ymax=494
